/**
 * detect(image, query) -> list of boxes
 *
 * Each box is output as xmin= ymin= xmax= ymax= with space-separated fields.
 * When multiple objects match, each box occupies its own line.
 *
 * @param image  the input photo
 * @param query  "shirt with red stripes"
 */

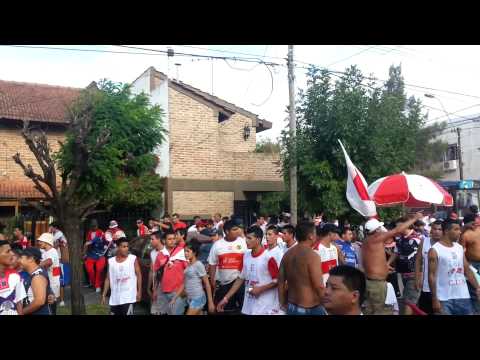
xmin=313 ymin=241 xmax=339 ymax=286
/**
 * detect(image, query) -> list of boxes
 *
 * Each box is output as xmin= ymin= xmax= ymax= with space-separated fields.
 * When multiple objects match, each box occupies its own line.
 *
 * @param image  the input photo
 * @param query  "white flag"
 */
xmin=338 ymin=140 xmax=377 ymax=217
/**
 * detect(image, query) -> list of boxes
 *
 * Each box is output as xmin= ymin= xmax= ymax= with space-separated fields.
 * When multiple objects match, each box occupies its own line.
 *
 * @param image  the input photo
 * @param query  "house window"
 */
xmin=445 ymin=144 xmax=458 ymax=161
xmin=218 ymin=112 xmax=230 ymax=123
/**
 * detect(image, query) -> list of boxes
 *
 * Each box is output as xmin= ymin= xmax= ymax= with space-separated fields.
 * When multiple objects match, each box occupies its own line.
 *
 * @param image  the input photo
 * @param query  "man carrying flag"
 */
xmin=338 ymin=140 xmax=423 ymax=314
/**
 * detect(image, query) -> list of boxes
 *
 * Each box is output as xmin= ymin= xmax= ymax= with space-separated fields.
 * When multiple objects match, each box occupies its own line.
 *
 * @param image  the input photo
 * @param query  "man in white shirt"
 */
xmin=323 ymin=265 xmax=365 ymax=315
xmin=38 ymin=233 xmax=61 ymax=314
xmin=148 ymin=231 xmax=169 ymax=315
xmin=213 ymin=213 xmax=223 ymax=231
xmin=0 ymin=240 xmax=26 ymax=315
xmin=49 ymin=222 xmax=68 ymax=307
xmin=187 ymin=216 xmax=202 ymax=234
xmin=428 ymin=219 xmax=480 ymax=315
xmin=208 ymin=219 xmax=247 ymax=314
xmin=217 ymin=226 xmax=282 ymax=315
xmin=313 ymin=224 xmax=344 ymax=285
xmin=280 ymin=224 xmax=297 ymax=254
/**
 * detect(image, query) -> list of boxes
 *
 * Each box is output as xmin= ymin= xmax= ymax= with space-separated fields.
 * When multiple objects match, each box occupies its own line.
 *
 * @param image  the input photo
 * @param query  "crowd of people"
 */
xmin=1 ymin=206 xmax=480 ymax=316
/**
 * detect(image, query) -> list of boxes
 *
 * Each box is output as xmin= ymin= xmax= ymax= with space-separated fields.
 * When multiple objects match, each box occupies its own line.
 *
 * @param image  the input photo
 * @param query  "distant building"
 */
xmin=433 ymin=116 xmax=480 ymax=181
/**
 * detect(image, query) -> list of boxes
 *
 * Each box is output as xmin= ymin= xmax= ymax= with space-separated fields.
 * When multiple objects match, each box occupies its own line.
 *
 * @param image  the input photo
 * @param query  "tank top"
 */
xmin=422 ymin=237 xmax=433 ymax=292
xmin=108 ymin=254 xmax=137 ymax=306
xmin=432 ymin=242 xmax=470 ymax=301
xmin=23 ymin=268 xmax=52 ymax=315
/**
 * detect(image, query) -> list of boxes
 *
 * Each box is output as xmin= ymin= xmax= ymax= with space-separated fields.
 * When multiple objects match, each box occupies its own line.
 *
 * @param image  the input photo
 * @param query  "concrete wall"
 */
xmin=131 ymin=69 xmax=170 ymax=178
xmin=435 ymin=122 xmax=480 ymax=180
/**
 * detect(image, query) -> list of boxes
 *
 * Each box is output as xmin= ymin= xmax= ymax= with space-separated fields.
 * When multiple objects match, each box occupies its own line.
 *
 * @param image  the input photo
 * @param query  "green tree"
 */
xmin=282 ymin=65 xmax=447 ymax=221
xmin=13 ymin=80 xmax=166 ymax=314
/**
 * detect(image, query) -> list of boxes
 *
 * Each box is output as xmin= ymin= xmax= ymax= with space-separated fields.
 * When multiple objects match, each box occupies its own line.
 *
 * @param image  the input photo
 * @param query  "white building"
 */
xmin=434 ymin=116 xmax=480 ymax=181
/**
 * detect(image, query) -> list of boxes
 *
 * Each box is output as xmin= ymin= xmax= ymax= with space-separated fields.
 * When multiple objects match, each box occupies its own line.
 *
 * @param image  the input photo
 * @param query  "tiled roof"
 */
xmin=0 ymin=80 xmax=82 ymax=124
xmin=0 ymin=181 xmax=49 ymax=199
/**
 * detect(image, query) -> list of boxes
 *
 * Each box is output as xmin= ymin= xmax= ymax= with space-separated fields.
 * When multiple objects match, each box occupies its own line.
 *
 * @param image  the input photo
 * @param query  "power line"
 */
xmin=0 ymin=45 xmax=167 ymax=56
xmin=173 ymin=44 xmax=285 ymax=62
xmin=326 ymin=45 xmax=380 ymax=67
xmin=7 ymin=44 xmax=480 ymax=107
xmin=115 ymin=45 xmax=281 ymax=66
xmin=251 ymin=64 xmax=275 ymax=107
xmin=428 ymin=103 xmax=480 ymax=122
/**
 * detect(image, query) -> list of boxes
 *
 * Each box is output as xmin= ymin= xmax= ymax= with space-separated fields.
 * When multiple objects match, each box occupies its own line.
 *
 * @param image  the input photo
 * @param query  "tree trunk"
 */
xmin=64 ymin=217 xmax=86 ymax=315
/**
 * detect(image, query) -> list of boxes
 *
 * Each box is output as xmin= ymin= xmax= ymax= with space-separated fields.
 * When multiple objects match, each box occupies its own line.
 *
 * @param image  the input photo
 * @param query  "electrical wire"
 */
xmin=326 ymin=46 xmax=380 ymax=67
xmin=6 ymin=44 xmax=480 ymax=108
xmin=250 ymin=64 xmax=274 ymax=107
xmin=1 ymin=45 xmax=167 ymax=56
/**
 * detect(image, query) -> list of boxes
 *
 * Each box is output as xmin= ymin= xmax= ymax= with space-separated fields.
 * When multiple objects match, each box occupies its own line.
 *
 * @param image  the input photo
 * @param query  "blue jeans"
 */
xmin=287 ymin=303 xmax=326 ymax=315
xmin=440 ymin=299 xmax=474 ymax=315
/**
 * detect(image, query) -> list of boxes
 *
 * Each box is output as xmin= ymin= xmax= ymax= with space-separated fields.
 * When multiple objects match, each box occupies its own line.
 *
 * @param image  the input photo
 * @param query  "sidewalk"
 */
xmin=62 ymin=285 xmax=149 ymax=315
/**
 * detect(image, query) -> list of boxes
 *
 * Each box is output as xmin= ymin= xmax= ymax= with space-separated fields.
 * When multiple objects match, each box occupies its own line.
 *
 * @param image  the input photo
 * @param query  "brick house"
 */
xmin=131 ymin=67 xmax=284 ymax=222
xmin=0 ymin=69 xmax=284 ymax=226
xmin=0 ymin=80 xmax=81 ymax=235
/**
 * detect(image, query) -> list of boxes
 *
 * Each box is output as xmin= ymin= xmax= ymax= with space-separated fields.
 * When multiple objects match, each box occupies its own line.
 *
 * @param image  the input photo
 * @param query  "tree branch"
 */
xmin=20 ymin=121 xmax=59 ymax=199
xmin=12 ymin=153 xmax=53 ymax=201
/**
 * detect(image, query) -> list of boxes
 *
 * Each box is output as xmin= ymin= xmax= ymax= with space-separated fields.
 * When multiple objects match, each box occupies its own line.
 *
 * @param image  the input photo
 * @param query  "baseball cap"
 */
xmin=319 ymin=223 xmax=341 ymax=236
xmin=109 ymin=220 xmax=119 ymax=229
xmin=196 ymin=220 xmax=207 ymax=228
xmin=21 ymin=247 xmax=42 ymax=262
xmin=365 ymin=219 xmax=386 ymax=234
xmin=231 ymin=216 xmax=245 ymax=229
xmin=463 ymin=213 xmax=477 ymax=225
xmin=37 ymin=232 xmax=54 ymax=246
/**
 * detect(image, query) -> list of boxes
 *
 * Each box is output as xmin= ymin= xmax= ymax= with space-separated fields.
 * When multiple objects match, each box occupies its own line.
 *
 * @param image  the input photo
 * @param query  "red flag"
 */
xmin=338 ymin=140 xmax=377 ymax=217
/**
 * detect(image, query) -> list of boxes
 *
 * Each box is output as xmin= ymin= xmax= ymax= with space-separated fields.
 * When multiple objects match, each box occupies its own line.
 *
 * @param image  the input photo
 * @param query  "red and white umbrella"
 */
xmin=368 ymin=172 xmax=453 ymax=208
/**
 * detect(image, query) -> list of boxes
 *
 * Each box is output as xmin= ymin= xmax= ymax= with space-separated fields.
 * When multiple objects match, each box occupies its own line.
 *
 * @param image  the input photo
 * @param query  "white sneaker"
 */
xmin=95 ymin=288 xmax=101 ymax=293
xmin=59 ymin=301 xmax=65 ymax=307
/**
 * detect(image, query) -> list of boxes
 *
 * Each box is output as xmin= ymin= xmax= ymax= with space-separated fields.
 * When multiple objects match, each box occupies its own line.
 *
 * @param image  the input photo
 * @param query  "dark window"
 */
xmin=218 ymin=112 xmax=230 ymax=123
xmin=445 ymin=144 xmax=458 ymax=161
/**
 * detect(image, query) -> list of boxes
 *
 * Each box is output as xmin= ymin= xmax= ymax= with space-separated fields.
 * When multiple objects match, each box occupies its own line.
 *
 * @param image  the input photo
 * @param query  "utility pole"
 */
xmin=287 ymin=45 xmax=298 ymax=225
xmin=457 ymin=127 xmax=464 ymax=180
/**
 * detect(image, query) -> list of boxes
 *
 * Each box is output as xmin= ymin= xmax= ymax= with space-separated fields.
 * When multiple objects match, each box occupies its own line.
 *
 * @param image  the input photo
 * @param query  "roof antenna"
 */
xmin=167 ymin=47 xmax=174 ymax=80
xmin=174 ymin=63 xmax=181 ymax=81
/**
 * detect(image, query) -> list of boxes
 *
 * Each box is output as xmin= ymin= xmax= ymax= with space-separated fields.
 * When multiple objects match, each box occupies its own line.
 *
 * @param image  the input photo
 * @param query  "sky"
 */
xmin=2 ymin=45 xmax=480 ymax=142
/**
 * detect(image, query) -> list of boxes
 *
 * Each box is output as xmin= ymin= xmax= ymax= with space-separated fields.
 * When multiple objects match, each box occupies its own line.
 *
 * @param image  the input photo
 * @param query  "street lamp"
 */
xmin=424 ymin=93 xmax=463 ymax=180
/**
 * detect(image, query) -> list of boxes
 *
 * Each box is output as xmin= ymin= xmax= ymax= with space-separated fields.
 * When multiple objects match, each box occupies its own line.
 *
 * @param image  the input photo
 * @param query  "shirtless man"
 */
xmin=278 ymin=222 xmax=326 ymax=315
xmin=460 ymin=213 xmax=480 ymax=314
xmin=362 ymin=212 xmax=423 ymax=315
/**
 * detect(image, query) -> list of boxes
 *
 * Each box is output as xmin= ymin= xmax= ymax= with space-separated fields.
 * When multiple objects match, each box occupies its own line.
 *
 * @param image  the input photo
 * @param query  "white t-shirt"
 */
xmin=41 ymin=248 xmax=61 ymax=298
xmin=385 ymin=282 xmax=399 ymax=314
xmin=0 ymin=272 xmax=26 ymax=315
xmin=266 ymin=245 xmax=284 ymax=270
xmin=278 ymin=241 xmax=297 ymax=255
xmin=214 ymin=220 xmax=224 ymax=231
xmin=187 ymin=225 xmax=198 ymax=234
xmin=313 ymin=242 xmax=339 ymax=285
xmin=53 ymin=230 xmax=67 ymax=261
xmin=208 ymin=237 xmax=247 ymax=285
xmin=432 ymin=242 xmax=470 ymax=301
xmin=240 ymin=248 xmax=282 ymax=315
xmin=108 ymin=254 xmax=138 ymax=306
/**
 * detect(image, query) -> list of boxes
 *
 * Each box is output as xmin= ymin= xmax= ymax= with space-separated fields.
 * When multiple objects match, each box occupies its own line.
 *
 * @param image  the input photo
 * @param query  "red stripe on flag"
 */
xmin=352 ymin=172 xmax=370 ymax=201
